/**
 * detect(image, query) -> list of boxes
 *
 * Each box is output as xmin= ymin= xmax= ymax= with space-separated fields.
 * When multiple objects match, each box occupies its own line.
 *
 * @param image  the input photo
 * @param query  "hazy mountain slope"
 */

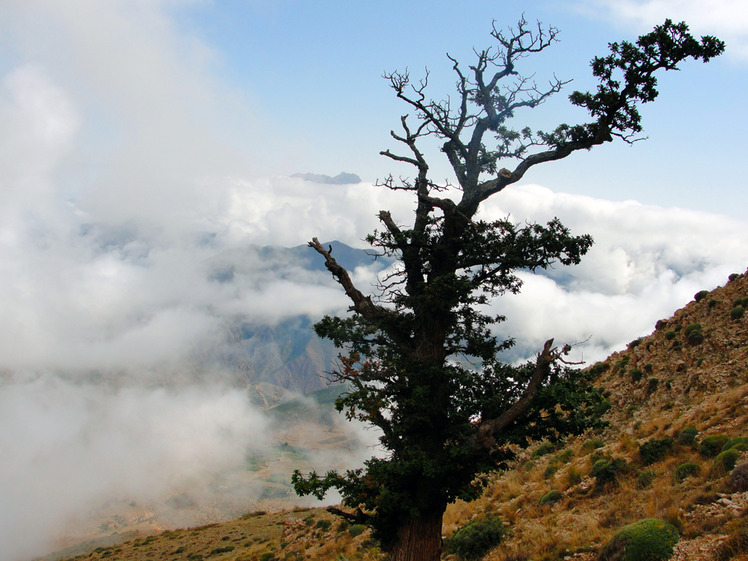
xmin=44 ymin=269 xmax=748 ymax=561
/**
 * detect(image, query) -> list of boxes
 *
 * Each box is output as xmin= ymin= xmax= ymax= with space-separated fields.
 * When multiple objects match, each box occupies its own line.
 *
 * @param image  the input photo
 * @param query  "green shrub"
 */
xmin=543 ymin=464 xmax=558 ymax=479
xmin=444 ymin=516 xmax=505 ymax=561
xmin=665 ymin=330 xmax=676 ymax=340
xmin=687 ymin=330 xmax=704 ymax=345
xmin=630 ymin=368 xmax=644 ymax=382
xmin=674 ymin=462 xmax=701 ymax=483
xmin=532 ymin=441 xmax=557 ymax=458
xmin=700 ymin=434 xmax=729 ymax=457
xmin=259 ymin=554 xmax=275 ymax=561
xmin=677 ymin=427 xmax=698 ymax=447
xmin=731 ymin=305 xmax=745 ymax=320
xmin=315 ymin=519 xmax=332 ymax=531
xmin=554 ymin=449 xmax=574 ymax=464
xmin=590 ymin=362 xmax=609 ymax=376
xmin=709 ymin=299 xmax=719 ymax=308
xmin=616 ymin=357 xmax=630 ymax=371
xmin=729 ymin=273 xmax=740 ymax=281
xmin=628 ymin=338 xmax=643 ymax=349
xmin=348 ymin=524 xmax=367 ymax=537
xmin=591 ymin=457 xmax=627 ymax=487
xmin=639 ymin=438 xmax=674 ymax=466
xmin=582 ymin=439 xmax=605 ymax=453
xmin=598 ymin=518 xmax=679 ymax=561
xmin=647 ymin=377 xmax=659 ymax=392
xmin=694 ymin=290 xmax=709 ymax=302
xmin=644 ymin=363 xmax=653 ymax=373
xmin=210 ymin=546 xmax=235 ymax=555
xmin=722 ymin=436 xmax=748 ymax=452
xmin=714 ymin=449 xmax=740 ymax=474
xmin=539 ymin=489 xmax=562 ymax=505
xmin=684 ymin=323 xmax=702 ymax=336
xmin=638 ymin=470 xmax=656 ymax=489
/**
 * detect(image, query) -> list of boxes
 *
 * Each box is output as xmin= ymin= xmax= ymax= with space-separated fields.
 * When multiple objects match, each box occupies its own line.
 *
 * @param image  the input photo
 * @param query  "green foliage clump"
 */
xmin=590 ymin=362 xmax=609 ymax=376
xmin=532 ymin=441 xmax=558 ymax=459
xmin=638 ymin=470 xmax=656 ymax=489
xmin=647 ymin=378 xmax=659 ymax=392
xmin=731 ymin=305 xmax=745 ymax=320
xmin=639 ymin=437 xmax=674 ymax=466
xmin=630 ymin=369 xmax=644 ymax=382
xmin=348 ymin=524 xmax=367 ymax=537
xmin=694 ymin=290 xmax=709 ymax=302
xmin=591 ymin=457 xmax=627 ymax=487
xmin=677 ymin=427 xmax=699 ymax=447
xmin=598 ymin=518 xmax=679 ymax=561
xmin=259 ymin=553 xmax=275 ymax=561
xmin=729 ymin=273 xmax=741 ymax=282
xmin=673 ymin=462 xmax=701 ymax=483
xmin=583 ymin=439 xmax=606 ymax=453
xmin=684 ymin=323 xmax=704 ymax=345
xmin=700 ymin=434 xmax=729 ymax=457
xmin=723 ymin=437 xmax=748 ymax=452
xmin=539 ymin=489 xmax=563 ymax=505
xmin=616 ymin=356 xmax=630 ymax=371
xmin=665 ymin=330 xmax=676 ymax=340
xmin=315 ymin=519 xmax=332 ymax=531
xmin=554 ymin=448 xmax=574 ymax=464
xmin=444 ymin=516 xmax=505 ymax=561
xmin=628 ymin=338 xmax=643 ymax=349
xmin=714 ymin=449 xmax=740 ymax=474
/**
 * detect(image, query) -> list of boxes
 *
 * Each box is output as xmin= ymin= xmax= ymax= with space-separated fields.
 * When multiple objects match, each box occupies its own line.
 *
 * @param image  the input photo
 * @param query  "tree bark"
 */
xmin=390 ymin=510 xmax=444 ymax=561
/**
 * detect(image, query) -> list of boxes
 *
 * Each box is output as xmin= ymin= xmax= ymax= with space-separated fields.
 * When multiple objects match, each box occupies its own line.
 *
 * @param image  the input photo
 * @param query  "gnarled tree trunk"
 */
xmin=390 ymin=510 xmax=444 ymax=561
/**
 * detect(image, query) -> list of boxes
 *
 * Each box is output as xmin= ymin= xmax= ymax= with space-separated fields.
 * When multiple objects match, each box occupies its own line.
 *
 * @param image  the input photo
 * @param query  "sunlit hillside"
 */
xmin=42 ymin=269 xmax=748 ymax=561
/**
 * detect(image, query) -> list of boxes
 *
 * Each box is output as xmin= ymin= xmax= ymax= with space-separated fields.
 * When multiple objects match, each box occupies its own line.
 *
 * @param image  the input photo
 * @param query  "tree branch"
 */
xmin=473 ymin=338 xmax=571 ymax=449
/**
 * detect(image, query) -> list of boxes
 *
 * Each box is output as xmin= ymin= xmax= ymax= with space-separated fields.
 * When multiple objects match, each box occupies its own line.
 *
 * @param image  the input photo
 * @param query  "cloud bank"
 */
xmin=577 ymin=0 xmax=748 ymax=59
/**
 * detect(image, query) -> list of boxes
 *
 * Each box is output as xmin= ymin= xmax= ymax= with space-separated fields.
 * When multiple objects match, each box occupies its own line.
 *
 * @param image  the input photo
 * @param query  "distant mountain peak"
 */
xmin=293 ymin=172 xmax=361 ymax=184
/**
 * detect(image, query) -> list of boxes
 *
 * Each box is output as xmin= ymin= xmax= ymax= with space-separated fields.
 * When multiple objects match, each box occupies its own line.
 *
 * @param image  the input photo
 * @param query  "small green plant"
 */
xmin=628 ymin=338 xmax=643 ymax=349
xmin=259 ymin=553 xmax=275 ymax=561
xmin=709 ymin=298 xmax=718 ymax=308
xmin=729 ymin=273 xmax=740 ymax=281
xmin=630 ymin=368 xmax=644 ymax=382
xmin=590 ymin=362 xmax=608 ymax=376
xmin=722 ymin=436 xmax=748 ymax=452
xmin=638 ymin=470 xmax=656 ymax=489
xmin=677 ymin=427 xmax=698 ymax=447
xmin=665 ymin=330 xmax=676 ymax=340
xmin=694 ymin=290 xmax=709 ymax=302
xmin=598 ymin=518 xmax=679 ymax=561
xmin=616 ymin=356 xmax=630 ymax=371
xmin=582 ymin=439 xmax=605 ymax=453
xmin=647 ymin=377 xmax=659 ymax=392
xmin=714 ymin=449 xmax=740 ymax=474
xmin=554 ymin=449 xmax=573 ymax=464
xmin=639 ymin=437 xmax=674 ymax=466
xmin=444 ymin=515 xmax=505 ymax=561
xmin=591 ymin=457 xmax=627 ymax=487
xmin=539 ymin=489 xmax=562 ymax=505
xmin=348 ymin=524 xmax=367 ymax=537
xmin=315 ymin=519 xmax=332 ymax=531
xmin=210 ymin=546 xmax=235 ymax=555
xmin=684 ymin=323 xmax=702 ymax=336
xmin=674 ymin=462 xmax=701 ymax=483
xmin=700 ymin=434 xmax=729 ymax=457
xmin=532 ymin=441 xmax=557 ymax=458
xmin=731 ymin=305 xmax=745 ymax=320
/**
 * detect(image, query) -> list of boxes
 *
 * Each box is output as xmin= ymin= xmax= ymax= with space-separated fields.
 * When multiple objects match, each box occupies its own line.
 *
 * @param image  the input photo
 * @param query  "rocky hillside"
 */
xmin=43 ymin=269 xmax=748 ymax=561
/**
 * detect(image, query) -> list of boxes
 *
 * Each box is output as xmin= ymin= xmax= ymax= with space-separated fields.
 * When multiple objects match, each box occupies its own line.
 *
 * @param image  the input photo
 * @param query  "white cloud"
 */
xmin=0 ymin=376 xmax=268 ymax=561
xmin=479 ymin=184 xmax=748 ymax=361
xmin=576 ymin=0 xmax=748 ymax=59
